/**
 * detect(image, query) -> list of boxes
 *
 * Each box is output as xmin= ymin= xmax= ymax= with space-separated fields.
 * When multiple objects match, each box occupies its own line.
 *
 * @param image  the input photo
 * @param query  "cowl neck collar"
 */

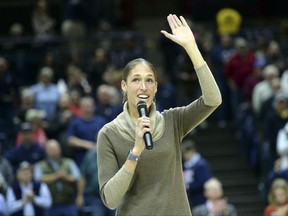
xmin=114 ymin=102 xmax=165 ymax=142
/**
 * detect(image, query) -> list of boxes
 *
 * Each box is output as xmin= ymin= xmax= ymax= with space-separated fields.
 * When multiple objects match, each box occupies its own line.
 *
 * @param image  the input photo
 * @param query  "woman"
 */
xmin=264 ymin=178 xmax=288 ymax=216
xmin=97 ymin=14 xmax=222 ymax=216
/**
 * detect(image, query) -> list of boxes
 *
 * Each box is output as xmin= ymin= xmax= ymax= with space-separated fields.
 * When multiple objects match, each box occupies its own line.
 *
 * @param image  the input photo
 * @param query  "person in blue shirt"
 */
xmin=182 ymin=139 xmax=212 ymax=208
xmin=30 ymin=66 xmax=60 ymax=120
xmin=66 ymin=96 xmax=107 ymax=166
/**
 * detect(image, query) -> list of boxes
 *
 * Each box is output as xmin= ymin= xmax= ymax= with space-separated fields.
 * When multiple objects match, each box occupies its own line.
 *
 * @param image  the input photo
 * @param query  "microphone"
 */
xmin=137 ymin=100 xmax=153 ymax=150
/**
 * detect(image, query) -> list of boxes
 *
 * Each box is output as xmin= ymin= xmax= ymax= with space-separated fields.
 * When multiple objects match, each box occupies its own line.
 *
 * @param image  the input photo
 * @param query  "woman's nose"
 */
xmin=140 ymin=81 xmax=147 ymax=90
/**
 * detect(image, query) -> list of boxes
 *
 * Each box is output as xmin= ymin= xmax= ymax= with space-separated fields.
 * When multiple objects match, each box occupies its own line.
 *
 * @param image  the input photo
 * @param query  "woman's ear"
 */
xmin=121 ymin=80 xmax=127 ymax=92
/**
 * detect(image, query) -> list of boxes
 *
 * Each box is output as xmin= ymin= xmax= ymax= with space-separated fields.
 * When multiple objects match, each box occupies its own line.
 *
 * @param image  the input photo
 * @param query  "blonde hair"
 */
xmin=268 ymin=178 xmax=288 ymax=206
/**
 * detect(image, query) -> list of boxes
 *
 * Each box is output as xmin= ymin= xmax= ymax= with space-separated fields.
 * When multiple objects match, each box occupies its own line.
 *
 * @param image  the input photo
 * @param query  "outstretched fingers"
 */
xmin=180 ymin=16 xmax=188 ymax=27
xmin=172 ymin=14 xmax=183 ymax=27
xmin=167 ymin=14 xmax=185 ymax=29
xmin=166 ymin=14 xmax=176 ymax=29
xmin=160 ymin=14 xmax=191 ymax=43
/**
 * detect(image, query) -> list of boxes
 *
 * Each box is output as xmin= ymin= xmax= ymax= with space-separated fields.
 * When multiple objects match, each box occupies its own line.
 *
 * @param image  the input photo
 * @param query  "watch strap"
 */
xmin=127 ymin=150 xmax=140 ymax=162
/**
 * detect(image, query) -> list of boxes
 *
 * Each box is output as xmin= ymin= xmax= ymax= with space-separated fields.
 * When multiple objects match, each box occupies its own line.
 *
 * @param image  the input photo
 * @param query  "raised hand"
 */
xmin=161 ymin=14 xmax=196 ymax=48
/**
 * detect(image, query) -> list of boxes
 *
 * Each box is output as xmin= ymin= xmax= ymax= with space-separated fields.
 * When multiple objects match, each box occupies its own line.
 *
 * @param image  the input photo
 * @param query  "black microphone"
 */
xmin=137 ymin=100 xmax=153 ymax=150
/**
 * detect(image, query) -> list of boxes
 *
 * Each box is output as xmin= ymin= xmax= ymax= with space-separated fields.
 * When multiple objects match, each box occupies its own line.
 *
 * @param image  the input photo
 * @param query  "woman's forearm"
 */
xmin=102 ymin=166 xmax=134 ymax=209
xmin=184 ymin=42 xmax=205 ymax=68
xmin=195 ymin=63 xmax=222 ymax=107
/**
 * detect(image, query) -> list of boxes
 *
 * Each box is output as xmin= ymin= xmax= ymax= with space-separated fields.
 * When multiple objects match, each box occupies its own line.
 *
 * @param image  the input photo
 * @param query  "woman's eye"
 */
xmin=132 ymin=78 xmax=140 ymax=82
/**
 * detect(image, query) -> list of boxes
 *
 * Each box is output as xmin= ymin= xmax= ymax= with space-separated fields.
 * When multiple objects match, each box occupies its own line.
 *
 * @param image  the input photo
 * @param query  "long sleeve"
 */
xmin=183 ymin=40 xmax=221 ymax=107
xmin=34 ymin=183 xmax=52 ymax=208
xmin=6 ymin=187 xmax=24 ymax=214
xmin=101 ymin=166 xmax=134 ymax=209
xmin=195 ymin=63 xmax=222 ymax=107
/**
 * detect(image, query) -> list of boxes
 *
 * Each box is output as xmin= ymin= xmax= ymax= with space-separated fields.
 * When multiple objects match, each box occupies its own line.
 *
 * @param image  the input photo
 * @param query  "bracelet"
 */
xmin=127 ymin=150 xmax=141 ymax=162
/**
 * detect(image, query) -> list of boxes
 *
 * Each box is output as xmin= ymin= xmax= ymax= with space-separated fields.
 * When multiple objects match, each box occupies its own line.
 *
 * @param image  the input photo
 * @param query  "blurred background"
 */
xmin=1 ymin=0 xmax=288 ymax=216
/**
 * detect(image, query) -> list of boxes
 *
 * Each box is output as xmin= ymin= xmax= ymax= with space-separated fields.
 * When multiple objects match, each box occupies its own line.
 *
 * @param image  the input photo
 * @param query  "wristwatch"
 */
xmin=127 ymin=150 xmax=141 ymax=162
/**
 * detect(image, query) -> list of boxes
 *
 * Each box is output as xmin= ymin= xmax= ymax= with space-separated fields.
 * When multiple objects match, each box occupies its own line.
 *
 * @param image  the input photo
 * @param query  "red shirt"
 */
xmin=224 ymin=51 xmax=256 ymax=88
xmin=68 ymin=104 xmax=82 ymax=117
xmin=264 ymin=204 xmax=288 ymax=216
xmin=16 ymin=127 xmax=47 ymax=146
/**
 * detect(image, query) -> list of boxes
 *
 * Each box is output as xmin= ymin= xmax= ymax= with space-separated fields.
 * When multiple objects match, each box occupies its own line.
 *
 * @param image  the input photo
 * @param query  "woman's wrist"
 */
xmin=132 ymin=148 xmax=142 ymax=156
xmin=184 ymin=43 xmax=205 ymax=68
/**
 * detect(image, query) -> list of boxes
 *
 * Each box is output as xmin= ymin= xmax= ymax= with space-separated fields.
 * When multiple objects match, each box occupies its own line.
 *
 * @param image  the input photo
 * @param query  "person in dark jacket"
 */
xmin=6 ymin=161 xmax=52 ymax=216
xmin=4 ymin=122 xmax=45 ymax=172
xmin=182 ymin=139 xmax=212 ymax=208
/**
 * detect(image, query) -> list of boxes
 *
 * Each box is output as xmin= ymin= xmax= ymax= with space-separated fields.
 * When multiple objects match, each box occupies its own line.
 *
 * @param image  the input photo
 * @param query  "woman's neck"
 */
xmin=127 ymin=104 xmax=139 ymax=124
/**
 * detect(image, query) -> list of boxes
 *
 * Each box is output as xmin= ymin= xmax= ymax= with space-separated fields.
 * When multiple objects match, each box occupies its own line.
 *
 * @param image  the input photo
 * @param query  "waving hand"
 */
xmin=161 ymin=14 xmax=196 ymax=48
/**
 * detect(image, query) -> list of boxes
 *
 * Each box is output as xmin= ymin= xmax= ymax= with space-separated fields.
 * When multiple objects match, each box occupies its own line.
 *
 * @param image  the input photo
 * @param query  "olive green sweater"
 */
xmin=97 ymin=63 xmax=221 ymax=216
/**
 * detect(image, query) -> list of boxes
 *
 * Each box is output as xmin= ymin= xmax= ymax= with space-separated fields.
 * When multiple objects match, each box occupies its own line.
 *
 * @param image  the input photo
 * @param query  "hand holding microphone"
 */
xmin=137 ymin=100 xmax=153 ymax=150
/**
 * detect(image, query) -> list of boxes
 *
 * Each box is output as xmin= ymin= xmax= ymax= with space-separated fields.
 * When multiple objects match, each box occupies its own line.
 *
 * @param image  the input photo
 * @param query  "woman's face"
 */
xmin=122 ymin=63 xmax=157 ymax=111
xmin=274 ymin=188 xmax=287 ymax=205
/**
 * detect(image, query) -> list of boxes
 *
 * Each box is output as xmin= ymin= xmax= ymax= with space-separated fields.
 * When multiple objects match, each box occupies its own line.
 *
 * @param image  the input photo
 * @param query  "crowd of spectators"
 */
xmin=0 ymin=0 xmax=288 ymax=215
xmin=181 ymin=138 xmax=238 ymax=215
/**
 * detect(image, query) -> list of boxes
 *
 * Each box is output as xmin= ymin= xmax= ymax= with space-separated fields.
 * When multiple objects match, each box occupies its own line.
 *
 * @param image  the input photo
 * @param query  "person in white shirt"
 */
xmin=6 ymin=161 xmax=52 ymax=216
xmin=252 ymin=64 xmax=280 ymax=116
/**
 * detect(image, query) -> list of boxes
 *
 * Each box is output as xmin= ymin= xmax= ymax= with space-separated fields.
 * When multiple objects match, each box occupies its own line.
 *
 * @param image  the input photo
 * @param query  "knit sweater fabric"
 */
xmin=97 ymin=63 xmax=221 ymax=216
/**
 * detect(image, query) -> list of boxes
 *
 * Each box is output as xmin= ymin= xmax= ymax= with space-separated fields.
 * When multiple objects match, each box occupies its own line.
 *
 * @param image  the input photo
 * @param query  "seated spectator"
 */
xmin=252 ymin=64 xmax=280 ymax=117
xmin=45 ymin=93 xmax=75 ymax=155
xmin=263 ymin=178 xmax=288 ymax=216
xmin=66 ymin=65 xmax=91 ymax=96
xmin=192 ymin=177 xmax=237 ymax=216
xmin=260 ymin=76 xmax=282 ymax=123
xmin=265 ymin=41 xmax=287 ymax=74
xmin=34 ymin=139 xmax=81 ymax=216
xmin=6 ymin=161 xmax=52 ymax=216
xmin=182 ymin=139 xmax=212 ymax=208
xmin=16 ymin=109 xmax=47 ymax=147
xmin=262 ymin=91 xmax=288 ymax=176
xmin=224 ymin=37 xmax=256 ymax=122
xmin=264 ymin=159 xmax=288 ymax=203
xmin=95 ymin=84 xmax=122 ymax=122
xmin=68 ymin=88 xmax=83 ymax=117
xmin=76 ymin=149 xmax=115 ymax=216
xmin=5 ymin=122 xmax=45 ymax=172
xmin=66 ymin=96 xmax=107 ymax=166
xmin=14 ymin=87 xmax=34 ymax=125
xmin=30 ymin=66 xmax=60 ymax=120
